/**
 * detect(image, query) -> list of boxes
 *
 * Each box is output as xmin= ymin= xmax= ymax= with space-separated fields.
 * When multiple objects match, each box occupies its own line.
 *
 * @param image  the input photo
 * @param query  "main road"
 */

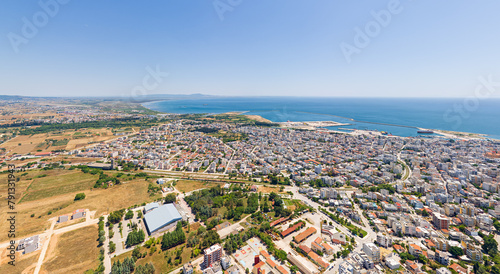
xmin=285 ymin=185 xmax=377 ymax=274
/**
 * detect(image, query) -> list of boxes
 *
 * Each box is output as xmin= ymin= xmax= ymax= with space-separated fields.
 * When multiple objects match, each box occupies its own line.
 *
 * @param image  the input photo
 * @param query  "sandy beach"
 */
xmin=244 ymin=115 xmax=272 ymax=123
xmin=427 ymin=129 xmax=488 ymax=140
xmin=221 ymin=112 xmax=273 ymax=123
xmin=279 ymin=121 xmax=349 ymax=130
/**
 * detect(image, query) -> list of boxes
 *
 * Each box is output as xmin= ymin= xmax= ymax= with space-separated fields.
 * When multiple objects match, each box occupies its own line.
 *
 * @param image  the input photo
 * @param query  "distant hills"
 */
xmin=0 ymin=93 xmax=215 ymax=103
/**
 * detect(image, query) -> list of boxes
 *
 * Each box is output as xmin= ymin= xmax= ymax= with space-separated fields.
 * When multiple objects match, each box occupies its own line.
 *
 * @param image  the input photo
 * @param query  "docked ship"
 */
xmin=417 ymin=129 xmax=434 ymax=134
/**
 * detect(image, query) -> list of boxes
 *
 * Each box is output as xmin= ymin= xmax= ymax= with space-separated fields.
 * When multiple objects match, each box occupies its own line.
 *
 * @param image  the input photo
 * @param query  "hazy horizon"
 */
xmin=2 ymin=1 xmax=500 ymax=98
xmin=5 ymin=93 xmax=500 ymax=99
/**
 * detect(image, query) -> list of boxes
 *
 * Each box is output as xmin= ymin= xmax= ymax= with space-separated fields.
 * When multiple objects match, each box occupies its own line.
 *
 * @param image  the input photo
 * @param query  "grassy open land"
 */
xmin=20 ymin=170 xmax=96 ymax=202
xmin=0 ymin=249 xmax=39 ymax=274
xmin=0 ymin=133 xmax=52 ymax=155
xmin=0 ymin=156 xmax=98 ymax=172
xmin=258 ymin=185 xmax=286 ymax=194
xmin=42 ymin=225 xmax=100 ymax=274
xmin=0 ymin=110 xmax=63 ymax=126
xmin=283 ymin=199 xmax=303 ymax=211
xmin=190 ymin=222 xmax=201 ymax=231
xmin=175 ymin=180 xmax=222 ymax=193
xmin=0 ymin=170 xmax=162 ymax=242
xmin=0 ymin=128 xmax=117 ymax=155
xmin=94 ymin=100 xmax=160 ymax=115
xmin=112 ymin=244 xmax=199 ymax=273
xmin=196 ymin=113 xmax=276 ymax=127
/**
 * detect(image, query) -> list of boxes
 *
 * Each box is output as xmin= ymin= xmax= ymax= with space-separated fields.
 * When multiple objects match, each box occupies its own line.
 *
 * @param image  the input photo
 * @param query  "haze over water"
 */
xmin=144 ymin=97 xmax=500 ymax=139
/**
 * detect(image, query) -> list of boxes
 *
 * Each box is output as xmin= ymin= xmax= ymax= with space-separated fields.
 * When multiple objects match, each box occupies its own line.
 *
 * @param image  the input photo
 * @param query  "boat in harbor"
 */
xmin=417 ymin=129 xmax=434 ymax=134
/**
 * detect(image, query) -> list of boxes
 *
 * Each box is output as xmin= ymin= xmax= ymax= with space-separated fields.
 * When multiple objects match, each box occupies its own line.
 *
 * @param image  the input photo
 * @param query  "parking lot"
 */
xmin=217 ymin=223 xmax=244 ymax=239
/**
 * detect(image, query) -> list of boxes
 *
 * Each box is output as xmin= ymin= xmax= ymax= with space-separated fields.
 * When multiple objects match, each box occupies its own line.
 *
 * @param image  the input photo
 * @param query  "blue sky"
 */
xmin=1 ymin=0 xmax=500 ymax=97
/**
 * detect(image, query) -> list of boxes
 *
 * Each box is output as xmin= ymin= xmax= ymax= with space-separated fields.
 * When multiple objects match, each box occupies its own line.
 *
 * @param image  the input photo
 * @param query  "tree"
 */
xmin=108 ymin=209 xmax=125 ymax=224
xmin=494 ymin=220 xmax=500 ymax=232
xmin=201 ymin=230 xmax=221 ymax=249
xmin=449 ymin=246 xmax=464 ymax=257
xmin=417 ymin=254 xmax=428 ymax=264
xmin=74 ymin=193 xmax=86 ymax=201
xmin=161 ymin=222 xmax=186 ymax=250
xmin=125 ymin=210 xmax=134 ymax=220
xmin=132 ymin=247 xmax=142 ymax=261
xmin=109 ymin=241 xmax=116 ymax=253
xmin=126 ymin=228 xmax=145 ymax=247
xmin=290 ymin=266 xmax=299 ymax=274
xmin=99 ymin=235 xmax=105 ymax=246
xmin=135 ymin=263 xmax=155 ymax=274
xmin=492 ymin=265 xmax=500 ymax=274
xmin=275 ymin=249 xmax=288 ymax=262
xmin=474 ymin=261 xmax=488 ymax=274
xmin=483 ymin=234 xmax=498 ymax=255
xmin=164 ymin=193 xmax=177 ymax=204
xmin=197 ymin=226 xmax=206 ymax=235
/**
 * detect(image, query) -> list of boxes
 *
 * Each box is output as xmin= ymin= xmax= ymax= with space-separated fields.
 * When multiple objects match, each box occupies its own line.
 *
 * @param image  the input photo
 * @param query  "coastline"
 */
xmin=140 ymin=100 xmax=498 ymax=140
xmin=220 ymin=111 xmax=273 ymax=123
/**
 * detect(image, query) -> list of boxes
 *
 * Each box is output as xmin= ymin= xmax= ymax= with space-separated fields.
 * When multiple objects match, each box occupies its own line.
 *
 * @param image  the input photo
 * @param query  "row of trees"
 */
xmin=257 ymin=230 xmax=287 ymax=262
xmin=109 ymin=209 xmax=125 ymax=224
xmin=268 ymin=174 xmax=291 ymax=185
xmin=111 ymin=257 xmax=135 ymax=274
xmin=126 ymin=227 xmax=146 ymax=247
xmin=94 ymin=172 xmax=121 ymax=188
xmin=161 ymin=222 xmax=186 ymax=250
xmin=111 ymin=259 xmax=155 ymax=274
xmin=98 ymin=217 xmax=106 ymax=246
xmin=16 ymin=118 xmax=161 ymax=135
xmin=224 ymin=227 xmax=258 ymax=254
xmin=320 ymin=208 xmax=366 ymax=237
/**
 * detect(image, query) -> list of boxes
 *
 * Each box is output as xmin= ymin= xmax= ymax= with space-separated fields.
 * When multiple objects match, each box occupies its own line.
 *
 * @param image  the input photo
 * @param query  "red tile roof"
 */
xmin=281 ymin=223 xmax=303 ymax=237
xmin=294 ymin=227 xmax=317 ymax=243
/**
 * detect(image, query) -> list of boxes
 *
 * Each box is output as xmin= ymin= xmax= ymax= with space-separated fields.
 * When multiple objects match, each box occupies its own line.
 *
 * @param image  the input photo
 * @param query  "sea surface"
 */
xmin=143 ymin=97 xmax=500 ymax=139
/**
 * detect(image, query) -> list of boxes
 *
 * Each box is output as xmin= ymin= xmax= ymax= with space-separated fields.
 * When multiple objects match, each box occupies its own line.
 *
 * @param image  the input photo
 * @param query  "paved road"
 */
xmin=103 ymin=215 xmax=112 ymax=274
xmin=144 ymin=169 xmax=226 ymax=179
xmin=217 ymin=214 xmax=251 ymax=239
xmin=397 ymin=145 xmax=412 ymax=183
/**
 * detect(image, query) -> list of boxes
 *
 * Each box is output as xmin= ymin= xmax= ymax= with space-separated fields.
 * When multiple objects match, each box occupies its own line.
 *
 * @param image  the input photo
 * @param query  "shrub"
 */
xmin=74 ymin=193 xmax=86 ymax=201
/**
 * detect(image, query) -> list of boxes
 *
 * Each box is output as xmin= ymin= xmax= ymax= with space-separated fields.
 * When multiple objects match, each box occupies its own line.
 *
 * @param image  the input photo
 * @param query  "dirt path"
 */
xmin=33 ymin=219 xmax=56 ymax=274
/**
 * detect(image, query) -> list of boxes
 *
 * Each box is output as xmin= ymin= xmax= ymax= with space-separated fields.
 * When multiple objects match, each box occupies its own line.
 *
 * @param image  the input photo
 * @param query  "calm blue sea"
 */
xmin=143 ymin=97 xmax=500 ymax=139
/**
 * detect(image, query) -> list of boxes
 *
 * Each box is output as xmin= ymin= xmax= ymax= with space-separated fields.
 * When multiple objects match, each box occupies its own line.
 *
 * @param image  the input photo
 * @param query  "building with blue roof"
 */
xmin=144 ymin=202 xmax=160 ymax=214
xmin=144 ymin=203 xmax=182 ymax=235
